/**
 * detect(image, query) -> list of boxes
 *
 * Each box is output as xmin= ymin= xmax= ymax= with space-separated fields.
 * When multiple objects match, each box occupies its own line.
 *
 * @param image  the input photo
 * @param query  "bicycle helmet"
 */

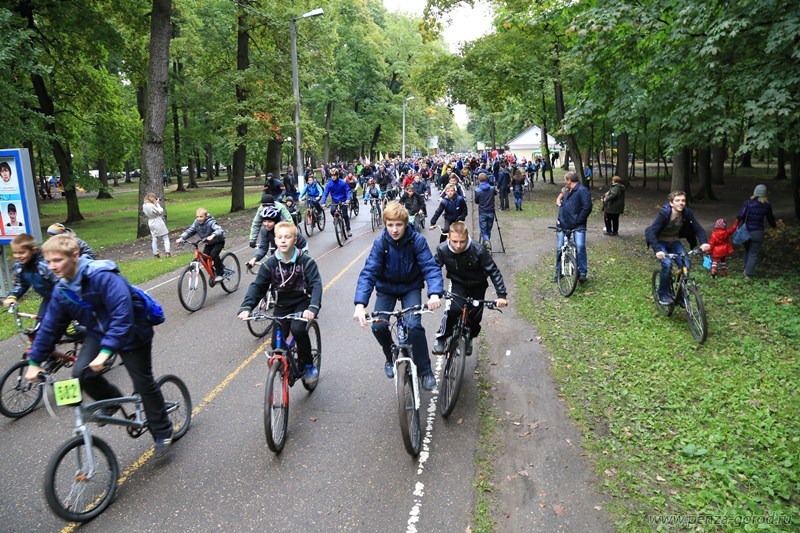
xmin=368 ymin=178 xmax=375 ymax=185
xmin=260 ymin=206 xmax=282 ymax=222
xmin=47 ymin=223 xmax=72 ymax=236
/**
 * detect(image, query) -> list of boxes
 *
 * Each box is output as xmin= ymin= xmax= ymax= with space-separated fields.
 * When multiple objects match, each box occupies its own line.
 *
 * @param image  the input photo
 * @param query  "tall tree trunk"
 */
xmin=540 ymin=93 xmax=554 ymax=183
xmin=617 ymin=132 xmax=629 ymax=186
xmin=205 ymin=144 xmax=214 ymax=181
xmin=655 ymin=127 xmax=663 ymax=191
xmin=641 ymin=117 xmax=648 ymax=188
xmin=231 ymin=4 xmax=249 ymax=213
xmin=124 ymin=160 xmax=132 ymax=183
xmin=775 ymin=147 xmax=787 ymax=180
xmin=553 ymin=80 xmax=583 ymax=178
xmin=671 ymin=148 xmax=691 ymax=196
xmin=711 ymin=145 xmax=726 ymax=185
xmin=193 ymin=152 xmax=201 ymax=186
xmin=266 ymin=139 xmax=282 ymax=183
xmin=490 ymin=114 xmax=496 ymax=150
xmin=323 ymin=101 xmax=333 ymax=164
xmin=138 ymin=0 xmax=172 ymax=237
xmin=695 ymin=147 xmax=716 ymax=200
xmin=369 ymin=124 xmax=382 ymax=159
xmin=629 ymin=127 xmax=638 ymax=180
xmin=171 ymin=61 xmax=186 ymax=192
xmin=790 ymin=151 xmax=800 ymax=219
xmin=96 ymin=158 xmax=113 ymax=199
xmin=182 ymin=107 xmax=198 ymax=188
xmin=739 ymin=151 xmax=753 ymax=168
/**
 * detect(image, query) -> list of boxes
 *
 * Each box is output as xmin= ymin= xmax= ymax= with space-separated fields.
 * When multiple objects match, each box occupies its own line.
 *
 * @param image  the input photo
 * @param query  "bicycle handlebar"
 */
xmin=442 ymin=291 xmax=502 ymax=312
xmin=365 ymin=304 xmax=431 ymax=323
xmin=660 ymin=249 xmax=705 ymax=259
xmin=243 ymin=312 xmax=312 ymax=323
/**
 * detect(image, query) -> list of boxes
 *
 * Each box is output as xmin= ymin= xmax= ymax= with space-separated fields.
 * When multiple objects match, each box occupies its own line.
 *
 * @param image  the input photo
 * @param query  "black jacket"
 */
xmin=435 ymin=240 xmax=507 ymax=297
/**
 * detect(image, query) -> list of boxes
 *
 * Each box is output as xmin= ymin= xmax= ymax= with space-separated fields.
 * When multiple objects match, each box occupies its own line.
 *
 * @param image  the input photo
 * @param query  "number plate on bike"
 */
xmin=53 ymin=378 xmax=82 ymax=406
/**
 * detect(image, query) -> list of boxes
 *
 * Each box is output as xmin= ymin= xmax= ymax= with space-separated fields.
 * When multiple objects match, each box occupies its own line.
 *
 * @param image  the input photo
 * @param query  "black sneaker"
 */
xmin=578 ymin=275 xmax=587 ymax=284
xmin=153 ymin=431 xmax=174 ymax=459
xmin=421 ymin=372 xmax=437 ymax=391
xmin=466 ymin=342 xmax=473 ymax=356
xmin=432 ymin=338 xmax=447 ymax=354
xmin=384 ymin=361 xmax=394 ymax=379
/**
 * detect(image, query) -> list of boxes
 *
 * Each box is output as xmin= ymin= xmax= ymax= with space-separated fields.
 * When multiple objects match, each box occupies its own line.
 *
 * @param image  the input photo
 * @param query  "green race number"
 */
xmin=53 ymin=378 xmax=82 ymax=406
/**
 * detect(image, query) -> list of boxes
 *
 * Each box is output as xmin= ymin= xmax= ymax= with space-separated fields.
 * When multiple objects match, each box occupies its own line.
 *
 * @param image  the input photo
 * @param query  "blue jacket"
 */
xmin=430 ymin=195 xmax=467 ymax=225
xmin=645 ymin=204 xmax=708 ymax=252
xmin=737 ymin=199 xmax=776 ymax=232
xmin=474 ymin=182 xmax=497 ymax=214
xmin=300 ymin=181 xmax=323 ymax=200
xmin=10 ymin=251 xmax=57 ymax=305
xmin=557 ymin=183 xmax=593 ymax=230
xmin=354 ymin=225 xmax=444 ymax=305
xmin=322 ymin=178 xmax=352 ymax=204
xmin=28 ymin=258 xmax=153 ymax=364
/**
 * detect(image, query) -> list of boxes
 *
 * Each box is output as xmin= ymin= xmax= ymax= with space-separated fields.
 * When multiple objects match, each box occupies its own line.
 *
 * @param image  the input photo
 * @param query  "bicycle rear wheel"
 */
xmin=651 ymin=270 xmax=675 ymax=316
xmin=220 ymin=252 xmax=241 ymax=293
xmin=156 ymin=375 xmax=192 ymax=440
xmin=351 ymin=199 xmax=360 ymax=217
xmin=44 ymin=435 xmax=119 ymax=522
xmin=334 ymin=216 xmax=345 ymax=247
xmin=264 ymin=360 xmax=289 ymax=453
xmin=304 ymin=209 xmax=315 ymax=237
xmin=439 ymin=336 xmax=466 ymax=418
xmin=557 ymin=246 xmax=579 ymax=297
xmin=302 ymin=320 xmax=322 ymax=392
xmin=683 ymin=284 xmax=708 ymax=343
xmin=316 ymin=208 xmax=326 ymax=231
xmin=371 ymin=207 xmax=379 ymax=231
xmin=246 ymin=294 xmax=274 ymax=338
xmin=396 ymin=358 xmax=421 ymax=457
xmin=178 ymin=264 xmax=207 ymax=312
xmin=0 ymin=359 xmax=43 ymax=418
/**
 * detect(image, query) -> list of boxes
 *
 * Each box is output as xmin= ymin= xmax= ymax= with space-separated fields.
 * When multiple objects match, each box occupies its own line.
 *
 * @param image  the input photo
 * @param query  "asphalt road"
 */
xmin=0 ymin=195 xmax=481 ymax=532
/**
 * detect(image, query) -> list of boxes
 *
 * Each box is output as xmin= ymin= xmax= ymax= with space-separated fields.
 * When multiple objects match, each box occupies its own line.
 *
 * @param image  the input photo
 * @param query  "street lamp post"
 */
xmin=401 ymin=96 xmax=414 ymax=161
xmin=290 ymin=7 xmax=323 ymax=191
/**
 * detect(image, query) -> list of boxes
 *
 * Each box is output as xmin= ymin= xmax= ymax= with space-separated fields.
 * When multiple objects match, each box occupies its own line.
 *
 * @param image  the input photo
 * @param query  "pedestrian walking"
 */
xmin=601 ymin=175 xmax=625 ymax=235
xmin=143 ymin=193 xmax=171 ymax=258
xmin=736 ymin=184 xmax=777 ymax=280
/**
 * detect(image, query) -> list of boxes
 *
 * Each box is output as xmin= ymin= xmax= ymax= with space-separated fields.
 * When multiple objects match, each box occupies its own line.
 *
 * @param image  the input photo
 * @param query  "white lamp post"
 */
xmin=402 ymin=96 xmax=414 ymax=161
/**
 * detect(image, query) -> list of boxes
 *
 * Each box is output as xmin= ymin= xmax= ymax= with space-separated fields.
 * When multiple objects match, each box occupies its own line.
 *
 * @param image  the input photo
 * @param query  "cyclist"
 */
xmin=238 ymin=222 xmax=322 ymax=382
xmin=432 ymin=222 xmax=508 ymax=355
xmin=439 ymin=173 xmax=465 ymax=199
xmin=429 ymin=184 xmax=468 ymax=244
xmin=555 ymin=171 xmax=592 ymax=283
xmin=353 ymin=201 xmax=443 ymax=391
xmin=645 ymin=191 xmax=710 ymax=306
xmin=399 ymin=183 xmax=427 ymax=229
xmin=412 ymin=174 xmax=430 ymax=199
xmin=176 ymin=208 xmax=226 ymax=282
xmin=249 ymin=193 xmax=292 ymax=247
xmin=299 ymin=175 xmax=324 ymax=218
xmin=46 ymin=223 xmax=95 ymax=259
xmin=263 ymin=172 xmax=285 ymax=198
xmin=3 ymin=233 xmax=58 ymax=323
xmin=321 ymin=169 xmax=352 ymax=237
xmin=246 ymin=207 xmax=308 ymax=268
xmin=24 ymin=235 xmax=174 ymax=458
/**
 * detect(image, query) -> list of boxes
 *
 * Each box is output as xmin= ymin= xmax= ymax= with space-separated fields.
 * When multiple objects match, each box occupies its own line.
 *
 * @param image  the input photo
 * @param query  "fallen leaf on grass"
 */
xmin=564 ymin=438 xmax=572 ymax=446
xmin=656 ymin=475 xmax=666 ymax=482
xmin=512 ymin=421 xmax=521 ymax=426
xmin=604 ymin=469 xmax=616 ymax=477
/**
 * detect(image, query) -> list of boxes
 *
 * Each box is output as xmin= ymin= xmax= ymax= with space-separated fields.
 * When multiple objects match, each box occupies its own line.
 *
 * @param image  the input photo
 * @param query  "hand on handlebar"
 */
xmin=25 ymin=364 xmax=43 ymax=382
xmin=426 ymin=294 xmax=441 ymax=311
xmin=237 ymin=310 xmax=250 ymax=320
xmin=353 ymin=304 xmax=367 ymax=327
xmin=495 ymin=298 xmax=508 ymax=309
xmin=655 ymin=251 xmax=666 ymax=260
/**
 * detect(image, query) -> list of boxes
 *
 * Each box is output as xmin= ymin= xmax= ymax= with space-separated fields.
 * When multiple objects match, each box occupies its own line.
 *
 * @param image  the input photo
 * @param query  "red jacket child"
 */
xmin=708 ymin=218 xmax=738 ymax=259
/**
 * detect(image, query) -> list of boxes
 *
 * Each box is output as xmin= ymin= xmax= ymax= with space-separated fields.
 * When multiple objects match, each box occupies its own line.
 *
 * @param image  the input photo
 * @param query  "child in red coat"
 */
xmin=708 ymin=218 xmax=738 ymax=277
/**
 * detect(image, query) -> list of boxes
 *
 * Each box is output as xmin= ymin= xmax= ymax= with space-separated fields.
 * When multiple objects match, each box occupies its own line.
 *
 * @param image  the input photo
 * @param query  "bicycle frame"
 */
xmin=392 ymin=315 xmax=421 ymax=410
xmin=189 ymin=243 xmax=216 ymax=278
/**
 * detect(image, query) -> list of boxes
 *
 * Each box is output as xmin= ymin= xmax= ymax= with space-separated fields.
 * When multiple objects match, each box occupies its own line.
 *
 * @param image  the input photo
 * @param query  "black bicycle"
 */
xmin=349 ymin=193 xmax=360 ymax=217
xmin=302 ymin=199 xmax=326 ymax=236
xmin=652 ymin=249 xmax=708 ymax=344
xmin=325 ymin=202 xmax=350 ymax=247
xmin=549 ymin=225 xmax=579 ymax=297
xmin=244 ymin=262 xmax=277 ymax=338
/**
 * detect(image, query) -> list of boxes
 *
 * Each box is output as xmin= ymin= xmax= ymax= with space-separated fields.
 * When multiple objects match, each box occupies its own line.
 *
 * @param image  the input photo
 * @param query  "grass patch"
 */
xmin=472 ymin=347 xmax=500 ymax=532
xmin=516 ymin=230 xmax=800 ymax=530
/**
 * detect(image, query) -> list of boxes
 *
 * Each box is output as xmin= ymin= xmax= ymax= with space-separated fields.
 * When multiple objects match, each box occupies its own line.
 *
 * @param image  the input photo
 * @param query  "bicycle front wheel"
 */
xmin=557 ymin=246 xmax=579 ymax=297
xmin=178 ymin=264 xmax=207 ymax=312
xmin=264 ymin=361 xmax=289 ymax=453
xmin=246 ymin=295 xmax=274 ymax=338
xmin=44 ymin=435 xmax=119 ymax=522
xmin=0 ymin=360 xmax=43 ymax=418
xmin=156 ymin=375 xmax=192 ymax=440
xmin=371 ymin=207 xmax=378 ymax=231
xmin=351 ymin=199 xmax=360 ymax=217
xmin=316 ymin=208 xmax=326 ymax=231
xmin=683 ymin=284 xmax=708 ymax=344
xmin=304 ymin=209 xmax=315 ymax=237
xmin=334 ymin=217 xmax=345 ymax=247
xmin=302 ymin=320 xmax=322 ymax=392
xmin=396 ymin=358 xmax=421 ymax=457
xmin=439 ymin=336 xmax=466 ymax=418
xmin=220 ymin=252 xmax=241 ymax=293
xmin=651 ymin=270 xmax=674 ymax=317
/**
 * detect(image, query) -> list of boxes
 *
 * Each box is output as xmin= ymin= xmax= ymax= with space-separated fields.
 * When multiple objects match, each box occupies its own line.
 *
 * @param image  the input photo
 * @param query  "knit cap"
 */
xmin=261 ymin=193 xmax=275 ymax=206
xmin=714 ymin=218 xmax=727 ymax=229
xmin=753 ymin=184 xmax=767 ymax=197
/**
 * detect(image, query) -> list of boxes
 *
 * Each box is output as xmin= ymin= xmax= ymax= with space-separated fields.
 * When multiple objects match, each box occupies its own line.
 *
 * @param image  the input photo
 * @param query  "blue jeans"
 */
xmin=743 ymin=230 xmax=764 ymax=276
xmin=479 ymin=212 xmax=495 ymax=245
xmin=371 ymin=290 xmax=432 ymax=376
xmin=656 ymin=240 xmax=687 ymax=299
xmin=555 ymin=229 xmax=587 ymax=277
xmin=513 ymin=190 xmax=524 ymax=208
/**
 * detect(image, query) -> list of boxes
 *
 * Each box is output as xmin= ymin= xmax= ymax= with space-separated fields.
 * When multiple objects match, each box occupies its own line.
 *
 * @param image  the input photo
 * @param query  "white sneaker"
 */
xmin=214 ymin=275 xmax=224 ymax=282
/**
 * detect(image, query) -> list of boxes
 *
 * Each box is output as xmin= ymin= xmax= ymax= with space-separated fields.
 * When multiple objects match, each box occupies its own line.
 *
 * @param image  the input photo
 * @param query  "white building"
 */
xmin=506 ymin=125 xmax=564 ymax=159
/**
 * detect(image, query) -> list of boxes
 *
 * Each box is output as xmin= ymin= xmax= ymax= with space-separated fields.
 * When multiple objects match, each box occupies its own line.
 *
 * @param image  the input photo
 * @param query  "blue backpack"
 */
xmin=60 ymin=284 xmax=165 ymax=326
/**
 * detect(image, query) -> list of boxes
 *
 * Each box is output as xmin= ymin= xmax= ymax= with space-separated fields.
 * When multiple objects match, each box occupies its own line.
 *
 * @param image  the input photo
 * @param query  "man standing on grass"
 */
xmin=555 ymin=171 xmax=592 ymax=283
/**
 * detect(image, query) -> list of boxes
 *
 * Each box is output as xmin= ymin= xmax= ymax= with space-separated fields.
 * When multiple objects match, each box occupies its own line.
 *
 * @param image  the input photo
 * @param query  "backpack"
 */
xmin=60 ymin=283 xmax=165 ymax=326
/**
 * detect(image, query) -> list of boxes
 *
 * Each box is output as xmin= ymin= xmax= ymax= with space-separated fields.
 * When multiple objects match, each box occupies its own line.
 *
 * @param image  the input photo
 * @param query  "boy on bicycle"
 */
xmin=353 ymin=201 xmax=443 ymax=390
xmin=177 ymin=208 xmax=226 ymax=282
xmin=399 ymin=183 xmax=427 ymax=229
xmin=246 ymin=207 xmax=308 ymax=268
xmin=249 ymin=193 xmax=292 ymax=247
xmin=645 ymin=191 xmax=710 ymax=305
xmin=24 ymin=235 xmax=173 ymax=458
xmin=3 ymin=234 xmax=59 ymax=322
xmin=321 ymin=169 xmax=352 ymax=237
xmin=299 ymin=175 xmax=324 ymax=216
xmin=238 ymin=222 xmax=322 ymax=382
xmin=432 ymin=222 xmax=507 ymax=355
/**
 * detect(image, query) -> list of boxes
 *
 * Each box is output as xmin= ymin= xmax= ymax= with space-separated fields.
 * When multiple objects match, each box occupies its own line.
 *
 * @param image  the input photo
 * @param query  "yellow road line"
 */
xmin=61 ymin=246 xmax=369 ymax=532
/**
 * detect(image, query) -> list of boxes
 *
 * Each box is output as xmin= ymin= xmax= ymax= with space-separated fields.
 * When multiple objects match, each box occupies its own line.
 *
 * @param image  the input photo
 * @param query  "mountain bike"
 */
xmin=368 ymin=198 xmax=383 ymax=231
xmin=302 ymin=199 xmax=325 ymax=236
xmin=245 ymin=312 xmax=321 ymax=454
xmin=549 ymin=225 xmax=579 ymax=297
xmin=244 ymin=262 xmax=277 ymax=338
xmin=325 ymin=202 xmax=350 ymax=247
xmin=349 ymin=193 xmax=360 ymax=217
xmin=0 ymin=305 xmax=87 ymax=418
xmin=438 ymin=292 xmax=500 ymax=418
xmin=41 ymin=367 xmax=191 ymax=522
xmin=177 ymin=239 xmax=241 ymax=312
xmin=652 ymin=249 xmax=708 ymax=344
xmin=366 ymin=304 xmax=432 ymax=457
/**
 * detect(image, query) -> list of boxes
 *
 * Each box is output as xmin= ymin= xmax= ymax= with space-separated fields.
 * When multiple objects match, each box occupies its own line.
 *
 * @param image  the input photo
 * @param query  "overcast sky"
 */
xmin=383 ymin=0 xmax=494 ymax=127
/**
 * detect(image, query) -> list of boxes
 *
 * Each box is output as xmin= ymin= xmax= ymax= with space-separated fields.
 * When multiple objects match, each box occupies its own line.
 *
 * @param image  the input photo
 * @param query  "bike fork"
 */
xmin=394 ymin=356 xmax=420 ymax=408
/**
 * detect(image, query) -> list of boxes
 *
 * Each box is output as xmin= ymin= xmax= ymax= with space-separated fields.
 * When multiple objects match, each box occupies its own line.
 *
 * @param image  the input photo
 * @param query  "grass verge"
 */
xmin=516 ymin=229 xmax=800 ymax=530
xmin=472 ymin=347 xmax=500 ymax=532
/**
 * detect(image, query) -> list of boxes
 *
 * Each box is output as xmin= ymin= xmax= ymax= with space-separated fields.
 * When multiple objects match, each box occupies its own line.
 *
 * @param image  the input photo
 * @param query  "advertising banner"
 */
xmin=0 ymin=149 xmax=42 ymax=245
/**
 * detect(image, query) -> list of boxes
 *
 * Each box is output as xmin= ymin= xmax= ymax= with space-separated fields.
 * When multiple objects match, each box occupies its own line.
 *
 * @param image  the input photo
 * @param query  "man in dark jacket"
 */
xmin=432 ymin=222 xmax=507 ymax=355
xmin=556 ymin=171 xmax=593 ymax=282
xmin=263 ymin=172 xmax=285 ymax=198
xmin=353 ymin=201 xmax=443 ymax=390
xmin=25 ymin=235 xmax=174 ymax=458
xmin=473 ymin=173 xmax=497 ymax=252
xmin=497 ymin=163 xmax=511 ymax=211
xmin=645 ymin=191 xmax=710 ymax=305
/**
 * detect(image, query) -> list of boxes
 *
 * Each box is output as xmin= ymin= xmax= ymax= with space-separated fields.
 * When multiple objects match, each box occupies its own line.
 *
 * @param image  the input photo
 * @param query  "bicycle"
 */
xmin=42 ymin=366 xmax=191 ymax=522
xmin=549 ymin=225 xmax=579 ymax=297
xmin=244 ymin=262 xmax=276 ymax=338
xmin=438 ymin=292 xmax=500 ymax=418
xmin=368 ymin=197 xmax=383 ymax=231
xmin=245 ymin=312 xmax=321 ymax=454
xmin=0 ymin=305 xmax=86 ymax=418
xmin=409 ymin=210 xmax=426 ymax=233
xmin=652 ymin=249 xmax=708 ymax=344
xmin=365 ymin=304 xmax=432 ymax=457
xmin=302 ymin=199 xmax=326 ymax=236
xmin=324 ymin=202 xmax=350 ymax=247
xmin=349 ymin=193 xmax=360 ymax=217
xmin=177 ymin=239 xmax=241 ymax=312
